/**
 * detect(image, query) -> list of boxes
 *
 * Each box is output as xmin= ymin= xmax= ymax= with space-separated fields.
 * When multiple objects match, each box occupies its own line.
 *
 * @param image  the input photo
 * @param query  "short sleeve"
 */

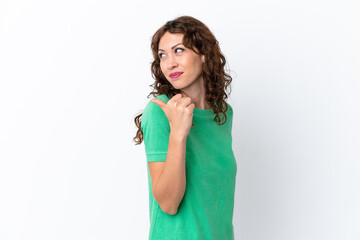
xmin=141 ymin=97 xmax=170 ymax=162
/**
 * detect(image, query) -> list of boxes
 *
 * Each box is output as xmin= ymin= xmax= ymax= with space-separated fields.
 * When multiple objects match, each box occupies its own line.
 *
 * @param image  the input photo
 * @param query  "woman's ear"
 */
xmin=201 ymin=55 xmax=205 ymax=63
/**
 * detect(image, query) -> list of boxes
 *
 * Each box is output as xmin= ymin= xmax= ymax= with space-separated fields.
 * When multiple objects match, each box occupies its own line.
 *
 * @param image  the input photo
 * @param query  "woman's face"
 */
xmin=158 ymin=32 xmax=205 ymax=91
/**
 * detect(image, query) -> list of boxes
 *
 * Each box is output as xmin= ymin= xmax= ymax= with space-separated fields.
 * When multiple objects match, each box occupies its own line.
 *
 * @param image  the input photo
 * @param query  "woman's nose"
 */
xmin=167 ymin=55 xmax=178 ymax=69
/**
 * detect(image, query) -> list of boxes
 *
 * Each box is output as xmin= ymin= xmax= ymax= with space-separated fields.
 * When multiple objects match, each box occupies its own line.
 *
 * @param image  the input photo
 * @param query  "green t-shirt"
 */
xmin=141 ymin=94 xmax=237 ymax=240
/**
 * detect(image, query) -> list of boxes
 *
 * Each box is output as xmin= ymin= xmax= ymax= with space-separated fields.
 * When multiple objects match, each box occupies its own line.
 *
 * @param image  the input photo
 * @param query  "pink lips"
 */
xmin=169 ymin=72 xmax=183 ymax=79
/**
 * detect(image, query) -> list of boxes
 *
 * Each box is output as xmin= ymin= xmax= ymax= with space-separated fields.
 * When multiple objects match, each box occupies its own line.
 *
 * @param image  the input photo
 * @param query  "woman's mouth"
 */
xmin=169 ymin=72 xmax=183 ymax=79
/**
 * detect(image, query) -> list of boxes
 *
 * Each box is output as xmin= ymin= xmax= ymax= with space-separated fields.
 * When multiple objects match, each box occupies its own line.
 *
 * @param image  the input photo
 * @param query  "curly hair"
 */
xmin=133 ymin=15 xmax=233 ymax=145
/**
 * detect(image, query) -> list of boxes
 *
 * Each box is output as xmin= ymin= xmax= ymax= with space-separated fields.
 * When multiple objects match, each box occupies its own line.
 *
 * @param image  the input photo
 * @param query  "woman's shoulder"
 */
xmin=220 ymin=101 xmax=232 ymax=114
xmin=144 ymin=94 xmax=169 ymax=111
xmin=155 ymin=93 xmax=170 ymax=103
xmin=224 ymin=102 xmax=233 ymax=124
xmin=227 ymin=102 xmax=233 ymax=112
xmin=142 ymin=94 xmax=170 ymax=124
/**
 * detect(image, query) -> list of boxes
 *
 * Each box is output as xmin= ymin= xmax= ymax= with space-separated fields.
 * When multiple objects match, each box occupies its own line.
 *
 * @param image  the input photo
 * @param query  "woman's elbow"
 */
xmin=159 ymin=203 xmax=178 ymax=215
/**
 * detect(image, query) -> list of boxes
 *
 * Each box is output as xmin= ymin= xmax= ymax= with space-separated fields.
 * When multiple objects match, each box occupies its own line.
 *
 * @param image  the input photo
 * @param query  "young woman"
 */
xmin=133 ymin=15 xmax=237 ymax=240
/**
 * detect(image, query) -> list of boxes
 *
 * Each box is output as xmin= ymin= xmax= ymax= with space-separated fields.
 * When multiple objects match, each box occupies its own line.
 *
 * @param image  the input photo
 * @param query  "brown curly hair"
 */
xmin=133 ymin=15 xmax=233 ymax=145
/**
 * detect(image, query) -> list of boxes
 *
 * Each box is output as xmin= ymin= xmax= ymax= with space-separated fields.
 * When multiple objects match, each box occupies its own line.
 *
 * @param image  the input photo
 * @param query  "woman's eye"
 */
xmin=158 ymin=53 xmax=164 ymax=58
xmin=175 ymin=48 xmax=184 ymax=53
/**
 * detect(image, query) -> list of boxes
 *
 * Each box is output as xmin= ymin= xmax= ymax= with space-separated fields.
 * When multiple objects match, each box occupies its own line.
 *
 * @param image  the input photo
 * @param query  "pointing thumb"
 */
xmin=151 ymin=98 xmax=166 ymax=110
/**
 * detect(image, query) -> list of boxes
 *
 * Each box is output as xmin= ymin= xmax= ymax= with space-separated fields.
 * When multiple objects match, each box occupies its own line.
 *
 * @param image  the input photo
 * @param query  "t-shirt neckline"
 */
xmin=193 ymin=107 xmax=215 ymax=117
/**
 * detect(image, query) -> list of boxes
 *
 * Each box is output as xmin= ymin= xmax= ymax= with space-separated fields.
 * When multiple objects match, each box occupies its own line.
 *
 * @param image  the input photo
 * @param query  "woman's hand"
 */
xmin=151 ymin=93 xmax=195 ymax=138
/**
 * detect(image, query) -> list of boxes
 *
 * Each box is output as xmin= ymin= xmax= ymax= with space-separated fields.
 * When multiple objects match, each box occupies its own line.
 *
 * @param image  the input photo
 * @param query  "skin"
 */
xmin=147 ymin=32 xmax=210 ymax=215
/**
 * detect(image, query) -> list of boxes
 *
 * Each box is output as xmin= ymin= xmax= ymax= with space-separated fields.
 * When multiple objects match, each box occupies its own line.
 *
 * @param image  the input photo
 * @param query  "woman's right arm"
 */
xmin=148 ymin=93 xmax=195 ymax=215
xmin=148 ymin=131 xmax=187 ymax=215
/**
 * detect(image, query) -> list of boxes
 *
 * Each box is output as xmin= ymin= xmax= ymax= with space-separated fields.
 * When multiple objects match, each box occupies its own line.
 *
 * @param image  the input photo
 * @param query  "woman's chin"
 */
xmin=171 ymin=83 xmax=184 ymax=90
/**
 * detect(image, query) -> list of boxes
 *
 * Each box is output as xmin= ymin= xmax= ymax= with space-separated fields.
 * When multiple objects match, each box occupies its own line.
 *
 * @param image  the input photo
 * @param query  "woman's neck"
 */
xmin=180 ymin=89 xmax=210 ymax=110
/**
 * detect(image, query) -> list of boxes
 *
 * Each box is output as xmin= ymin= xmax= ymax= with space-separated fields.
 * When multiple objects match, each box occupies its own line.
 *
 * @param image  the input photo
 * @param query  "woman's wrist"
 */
xmin=169 ymin=130 xmax=187 ymax=143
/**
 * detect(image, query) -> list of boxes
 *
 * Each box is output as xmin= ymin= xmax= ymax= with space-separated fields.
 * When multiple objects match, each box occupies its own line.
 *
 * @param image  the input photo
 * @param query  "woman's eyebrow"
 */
xmin=158 ymin=43 xmax=183 ymax=52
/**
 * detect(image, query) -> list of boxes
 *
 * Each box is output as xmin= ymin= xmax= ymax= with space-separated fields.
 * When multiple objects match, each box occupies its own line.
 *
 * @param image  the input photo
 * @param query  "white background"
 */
xmin=0 ymin=0 xmax=359 ymax=239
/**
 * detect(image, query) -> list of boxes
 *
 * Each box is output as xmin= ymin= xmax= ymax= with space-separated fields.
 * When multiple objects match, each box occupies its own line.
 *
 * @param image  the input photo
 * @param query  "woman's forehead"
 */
xmin=158 ymin=32 xmax=184 ymax=50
